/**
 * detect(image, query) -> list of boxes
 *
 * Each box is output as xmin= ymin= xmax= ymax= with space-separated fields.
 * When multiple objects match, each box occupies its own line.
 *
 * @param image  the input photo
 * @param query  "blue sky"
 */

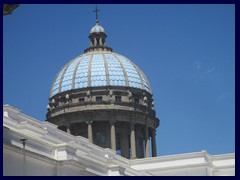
xmin=3 ymin=4 xmax=235 ymax=156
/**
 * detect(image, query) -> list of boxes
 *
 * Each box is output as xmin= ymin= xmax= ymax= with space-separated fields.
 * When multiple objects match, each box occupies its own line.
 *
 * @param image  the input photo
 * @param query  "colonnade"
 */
xmin=66 ymin=121 xmax=157 ymax=159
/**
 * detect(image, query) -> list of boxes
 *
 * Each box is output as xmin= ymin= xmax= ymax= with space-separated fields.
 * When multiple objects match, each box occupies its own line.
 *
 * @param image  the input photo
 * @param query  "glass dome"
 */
xmin=50 ymin=51 xmax=152 ymax=97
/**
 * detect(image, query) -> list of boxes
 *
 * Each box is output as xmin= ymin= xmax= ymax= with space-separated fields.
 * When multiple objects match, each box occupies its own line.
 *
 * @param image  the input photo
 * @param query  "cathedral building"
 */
xmin=3 ymin=8 xmax=235 ymax=176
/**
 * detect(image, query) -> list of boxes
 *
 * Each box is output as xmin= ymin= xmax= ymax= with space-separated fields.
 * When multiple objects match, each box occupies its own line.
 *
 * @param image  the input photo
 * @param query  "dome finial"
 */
xmin=93 ymin=5 xmax=100 ymax=24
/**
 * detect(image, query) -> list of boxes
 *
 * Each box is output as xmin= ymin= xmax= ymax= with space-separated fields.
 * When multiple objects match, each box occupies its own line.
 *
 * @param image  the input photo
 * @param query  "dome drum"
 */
xmin=47 ymin=86 xmax=157 ymax=120
xmin=47 ymin=108 xmax=159 ymax=159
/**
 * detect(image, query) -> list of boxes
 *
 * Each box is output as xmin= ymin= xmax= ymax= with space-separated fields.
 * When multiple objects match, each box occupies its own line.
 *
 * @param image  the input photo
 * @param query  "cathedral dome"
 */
xmin=50 ymin=12 xmax=152 ymax=98
xmin=46 ymin=9 xmax=159 ymax=159
xmin=50 ymin=51 xmax=151 ymax=97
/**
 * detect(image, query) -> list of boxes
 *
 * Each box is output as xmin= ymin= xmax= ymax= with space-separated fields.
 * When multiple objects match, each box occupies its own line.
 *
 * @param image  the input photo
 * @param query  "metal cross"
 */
xmin=93 ymin=6 xmax=100 ymax=22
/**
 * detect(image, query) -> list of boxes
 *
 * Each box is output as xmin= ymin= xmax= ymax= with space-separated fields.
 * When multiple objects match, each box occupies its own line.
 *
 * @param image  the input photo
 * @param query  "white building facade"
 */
xmin=3 ymin=105 xmax=235 ymax=176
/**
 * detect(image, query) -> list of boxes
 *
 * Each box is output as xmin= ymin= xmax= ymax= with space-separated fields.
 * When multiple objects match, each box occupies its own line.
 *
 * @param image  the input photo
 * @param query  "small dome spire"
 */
xmin=93 ymin=6 xmax=100 ymax=24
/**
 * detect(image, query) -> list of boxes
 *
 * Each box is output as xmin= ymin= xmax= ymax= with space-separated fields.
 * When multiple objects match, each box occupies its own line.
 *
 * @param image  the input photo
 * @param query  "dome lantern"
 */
xmin=84 ymin=6 xmax=112 ymax=53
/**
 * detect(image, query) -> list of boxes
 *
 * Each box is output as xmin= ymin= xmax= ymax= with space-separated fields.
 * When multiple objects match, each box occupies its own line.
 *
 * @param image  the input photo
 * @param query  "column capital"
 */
xmin=110 ymin=119 xmax=116 ymax=125
xmin=86 ymin=120 xmax=93 ymax=124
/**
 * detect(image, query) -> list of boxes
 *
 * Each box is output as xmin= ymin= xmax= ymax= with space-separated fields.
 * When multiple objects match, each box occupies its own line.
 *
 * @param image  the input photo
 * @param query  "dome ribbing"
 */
xmin=50 ymin=51 xmax=151 ymax=97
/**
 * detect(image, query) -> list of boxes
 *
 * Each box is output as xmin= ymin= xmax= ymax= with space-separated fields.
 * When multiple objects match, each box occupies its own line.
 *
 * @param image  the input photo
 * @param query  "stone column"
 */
xmin=99 ymin=37 xmax=103 ymax=46
xmin=94 ymin=37 xmax=97 ymax=46
xmin=151 ymin=129 xmax=157 ymax=157
xmin=130 ymin=122 xmax=136 ymax=159
xmin=110 ymin=121 xmax=116 ymax=151
xmin=67 ymin=124 xmax=71 ymax=134
xmin=145 ymin=125 xmax=150 ymax=158
xmin=86 ymin=121 xmax=93 ymax=143
xmin=121 ymin=128 xmax=130 ymax=158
